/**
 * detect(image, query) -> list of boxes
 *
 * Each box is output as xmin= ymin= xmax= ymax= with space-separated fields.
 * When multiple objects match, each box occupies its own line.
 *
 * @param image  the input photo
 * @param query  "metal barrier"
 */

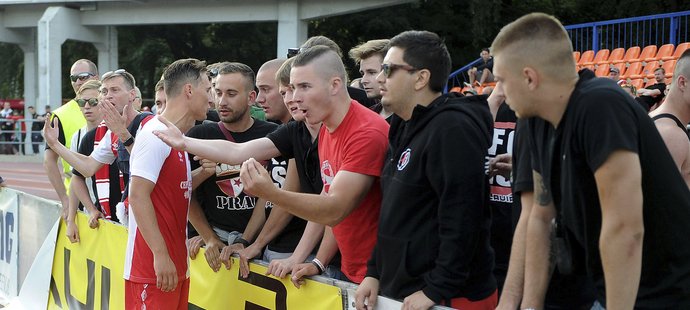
xmin=566 ymin=10 xmax=690 ymax=53
xmin=0 ymin=118 xmax=45 ymax=155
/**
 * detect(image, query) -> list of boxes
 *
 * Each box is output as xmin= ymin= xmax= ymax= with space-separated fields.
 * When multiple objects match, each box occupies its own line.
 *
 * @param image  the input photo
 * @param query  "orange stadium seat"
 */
xmin=647 ymin=44 xmax=674 ymax=62
xmin=577 ymin=50 xmax=595 ymax=65
xmin=621 ymin=62 xmax=642 ymax=79
xmin=629 ymin=45 xmax=657 ymax=63
xmin=631 ymin=61 xmax=660 ymax=79
xmin=601 ymin=47 xmax=625 ymax=64
xmin=661 ymin=59 xmax=677 ymax=78
xmin=573 ymin=51 xmax=581 ymax=63
xmin=613 ymin=46 xmax=640 ymax=64
xmin=583 ymin=49 xmax=610 ymax=66
xmin=629 ymin=79 xmax=645 ymax=90
xmin=595 ymin=63 xmax=610 ymax=77
xmin=663 ymin=42 xmax=690 ymax=61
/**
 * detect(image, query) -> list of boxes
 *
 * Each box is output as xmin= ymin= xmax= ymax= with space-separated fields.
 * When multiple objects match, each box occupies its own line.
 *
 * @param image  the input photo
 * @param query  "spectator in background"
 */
xmin=608 ymin=67 xmax=624 ymax=85
xmin=467 ymin=48 xmax=495 ymax=86
xmin=1 ymin=102 xmax=14 ymax=154
xmin=29 ymin=106 xmax=47 ymax=154
xmin=621 ymin=84 xmax=637 ymax=98
xmin=636 ymin=67 xmax=667 ymax=111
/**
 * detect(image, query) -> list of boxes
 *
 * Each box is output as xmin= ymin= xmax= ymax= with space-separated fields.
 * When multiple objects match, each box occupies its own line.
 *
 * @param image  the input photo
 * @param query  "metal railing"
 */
xmin=566 ymin=10 xmax=690 ymax=53
xmin=0 ymin=118 xmax=45 ymax=155
xmin=446 ymin=10 xmax=690 ymax=91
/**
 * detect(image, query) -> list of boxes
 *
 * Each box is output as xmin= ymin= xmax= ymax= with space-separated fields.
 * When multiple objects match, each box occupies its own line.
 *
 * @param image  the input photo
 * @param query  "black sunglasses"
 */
xmin=381 ymin=63 xmax=418 ymax=78
xmin=76 ymin=98 xmax=99 ymax=107
xmin=70 ymin=72 xmax=95 ymax=83
xmin=208 ymin=68 xmax=219 ymax=78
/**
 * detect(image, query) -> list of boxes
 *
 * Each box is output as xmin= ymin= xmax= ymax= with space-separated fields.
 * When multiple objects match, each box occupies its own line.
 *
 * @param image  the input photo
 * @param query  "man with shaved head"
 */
xmin=649 ymin=50 xmax=690 ymax=188
xmin=256 ymin=59 xmax=291 ymax=124
xmin=492 ymin=13 xmax=690 ymax=309
xmin=239 ymin=45 xmax=389 ymax=284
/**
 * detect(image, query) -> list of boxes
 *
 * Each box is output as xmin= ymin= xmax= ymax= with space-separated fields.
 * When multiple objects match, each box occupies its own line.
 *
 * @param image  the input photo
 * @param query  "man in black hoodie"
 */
xmin=354 ymin=30 xmax=497 ymax=310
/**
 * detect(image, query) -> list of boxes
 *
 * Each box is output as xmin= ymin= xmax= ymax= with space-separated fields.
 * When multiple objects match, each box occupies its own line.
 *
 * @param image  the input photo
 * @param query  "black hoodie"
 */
xmin=366 ymin=93 xmax=496 ymax=303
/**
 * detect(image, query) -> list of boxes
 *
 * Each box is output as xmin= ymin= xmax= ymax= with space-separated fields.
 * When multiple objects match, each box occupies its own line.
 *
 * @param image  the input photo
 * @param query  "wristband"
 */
xmin=122 ymin=136 xmax=134 ymax=147
xmin=312 ymin=258 xmax=325 ymax=274
xmin=232 ymin=237 xmax=250 ymax=247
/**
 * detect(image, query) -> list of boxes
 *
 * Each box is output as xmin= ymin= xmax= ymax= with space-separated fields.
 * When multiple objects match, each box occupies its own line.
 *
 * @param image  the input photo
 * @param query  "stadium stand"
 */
xmin=446 ymin=10 xmax=690 ymax=92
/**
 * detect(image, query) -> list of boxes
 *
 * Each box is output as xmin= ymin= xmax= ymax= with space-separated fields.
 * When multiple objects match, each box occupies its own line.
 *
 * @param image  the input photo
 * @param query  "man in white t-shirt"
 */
xmin=125 ymin=58 xmax=211 ymax=309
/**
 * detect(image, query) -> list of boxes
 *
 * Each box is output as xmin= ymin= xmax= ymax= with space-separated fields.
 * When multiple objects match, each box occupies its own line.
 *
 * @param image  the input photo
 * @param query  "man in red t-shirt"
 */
xmin=240 ymin=46 xmax=389 ymax=284
xmin=125 ymin=58 xmax=211 ymax=309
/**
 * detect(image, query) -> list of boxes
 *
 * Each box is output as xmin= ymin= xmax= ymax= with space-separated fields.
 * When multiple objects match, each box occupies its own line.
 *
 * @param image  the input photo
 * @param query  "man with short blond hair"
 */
xmin=492 ymin=12 xmax=690 ymax=309
xmin=349 ymin=39 xmax=392 ymax=120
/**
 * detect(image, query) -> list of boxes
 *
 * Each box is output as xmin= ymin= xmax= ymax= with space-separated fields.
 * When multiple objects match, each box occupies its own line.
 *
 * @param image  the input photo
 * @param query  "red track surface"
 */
xmin=0 ymin=159 xmax=58 ymax=202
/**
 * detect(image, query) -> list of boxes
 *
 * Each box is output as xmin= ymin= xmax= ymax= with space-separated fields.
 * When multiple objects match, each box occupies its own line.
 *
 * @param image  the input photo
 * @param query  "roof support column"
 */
xmin=277 ymin=0 xmax=307 ymax=58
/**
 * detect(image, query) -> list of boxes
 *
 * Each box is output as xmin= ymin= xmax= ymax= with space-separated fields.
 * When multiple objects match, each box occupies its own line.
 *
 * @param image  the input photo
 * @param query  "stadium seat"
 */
xmin=662 ymin=42 xmax=690 ymax=61
xmin=573 ymin=51 xmax=581 ymax=63
xmin=661 ymin=59 xmax=676 ymax=78
xmin=621 ymin=62 xmax=642 ymax=79
xmin=647 ymin=44 xmax=674 ymax=62
xmin=613 ymin=46 xmax=640 ymax=64
xmin=577 ymin=50 xmax=595 ymax=65
xmin=601 ymin=47 xmax=625 ymax=64
xmin=629 ymin=79 xmax=645 ymax=90
xmin=449 ymin=86 xmax=463 ymax=94
xmin=595 ymin=63 xmax=610 ymax=77
xmin=631 ymin=61 xmax=660 ymax=79
xmin=629 ymin=45 xmax=658 ymax=63
xmin=583 ymin=49 xmax=610 ymax=66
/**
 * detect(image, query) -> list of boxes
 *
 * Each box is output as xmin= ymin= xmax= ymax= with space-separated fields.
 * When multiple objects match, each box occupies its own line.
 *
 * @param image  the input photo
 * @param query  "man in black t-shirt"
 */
xmin=492 ymin=13 xmax=690 ymax=309
xmin=186 ymin=62 xmax=286 ymax=272
xmin=636 ymin=67 xmax=667 ymax=111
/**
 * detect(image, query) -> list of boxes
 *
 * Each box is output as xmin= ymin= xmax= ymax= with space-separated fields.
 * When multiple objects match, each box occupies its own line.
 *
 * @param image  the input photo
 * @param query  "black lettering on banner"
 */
xmin=0 ymin=211 xmax=14 ymax=264
xmin=62 ymin=248 xmax=111 ymax=309
xmin=50 ymin=276 xmax=63 ymax=308
xmin=239 ymin=270 xmax=287 ymax=310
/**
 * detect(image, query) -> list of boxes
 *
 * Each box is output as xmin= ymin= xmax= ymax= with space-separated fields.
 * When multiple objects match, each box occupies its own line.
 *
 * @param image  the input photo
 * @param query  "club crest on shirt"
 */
xmin=215 ymin=160 xmax=267 ymax=197
xmin=321 ymin=160 xmax=335 ymax=192
xmin=397 ymin=148 xmax=411 ymax=171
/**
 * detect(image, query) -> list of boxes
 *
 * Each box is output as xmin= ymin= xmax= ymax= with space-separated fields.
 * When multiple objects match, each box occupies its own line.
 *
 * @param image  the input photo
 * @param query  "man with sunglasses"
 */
xmin=44 ymin=59 xmax=98 ymax=217
xmin=44 ymin=68 xmax=140 ymax=224
xmin=355 ymin=30 xmax=496 ymax=310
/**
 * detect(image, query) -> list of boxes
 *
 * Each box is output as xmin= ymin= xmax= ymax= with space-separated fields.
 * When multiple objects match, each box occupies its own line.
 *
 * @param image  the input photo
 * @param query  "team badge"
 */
xmin=397 ymin=148 xmax=411 ymax=171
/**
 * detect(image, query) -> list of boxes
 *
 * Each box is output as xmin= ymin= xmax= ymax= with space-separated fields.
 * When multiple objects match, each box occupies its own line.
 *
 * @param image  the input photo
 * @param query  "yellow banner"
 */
xmin=47 ymin=212 xmax=343 ymax=310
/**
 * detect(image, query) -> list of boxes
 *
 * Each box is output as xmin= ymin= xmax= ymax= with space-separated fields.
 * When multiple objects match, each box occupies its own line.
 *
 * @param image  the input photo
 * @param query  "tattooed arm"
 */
xmin=521 ymin=170 xmax=557 ymax=309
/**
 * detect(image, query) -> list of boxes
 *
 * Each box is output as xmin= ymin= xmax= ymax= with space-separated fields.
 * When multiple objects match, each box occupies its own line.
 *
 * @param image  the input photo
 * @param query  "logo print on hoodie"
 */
xmin=397 ymin=148 xmax=411 ymax=171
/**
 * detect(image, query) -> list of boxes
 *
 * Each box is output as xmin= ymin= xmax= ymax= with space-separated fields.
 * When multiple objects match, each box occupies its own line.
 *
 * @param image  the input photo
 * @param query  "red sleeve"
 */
xmin=340 ymin=125 xmax=388 ymax=177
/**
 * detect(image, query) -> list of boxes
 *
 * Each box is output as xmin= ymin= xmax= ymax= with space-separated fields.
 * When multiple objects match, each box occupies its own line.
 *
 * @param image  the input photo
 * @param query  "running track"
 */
xmin=0 ymin=155 xmax=58 ymax=201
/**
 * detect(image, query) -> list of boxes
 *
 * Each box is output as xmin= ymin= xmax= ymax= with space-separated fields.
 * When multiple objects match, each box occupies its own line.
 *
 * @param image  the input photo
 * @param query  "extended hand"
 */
xmin=66 ymin=220 xmax=80 ymax=243
xmin=101 ymin=102 xmax=129 ymax=139
xmin=240 ymin=158 xmax=276 ymax=198
xmin=488 ymin=153 xmax=512 ymax=178
xmin=153 ymin=116 xmax=187 ymax=151
xmin=290 ymin=262 xmax=319 ymax=288
xmin=203 ymin=238 xmax=224 ymax=272
xmin=187 ymin=236 xmax=204 ymax=259
xmin=42 ymin=117 xmax=59 ymax=148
